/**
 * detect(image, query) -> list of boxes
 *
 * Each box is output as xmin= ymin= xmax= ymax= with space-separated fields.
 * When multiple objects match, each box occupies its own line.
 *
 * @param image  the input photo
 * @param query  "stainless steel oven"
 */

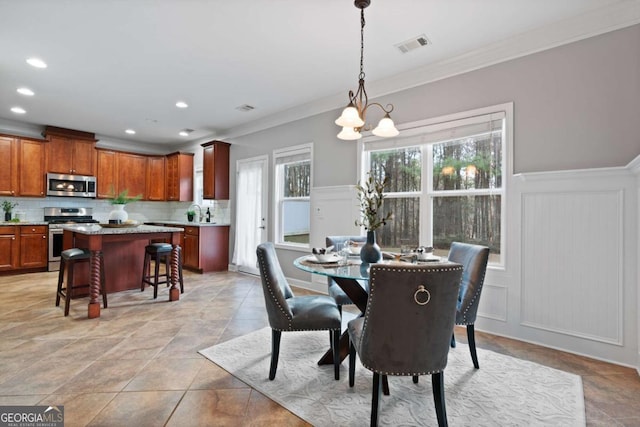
xmin=45 ymin=207 xmax=97 ymax=271
xmin=48 ymin=227 xmax=64 ymax=271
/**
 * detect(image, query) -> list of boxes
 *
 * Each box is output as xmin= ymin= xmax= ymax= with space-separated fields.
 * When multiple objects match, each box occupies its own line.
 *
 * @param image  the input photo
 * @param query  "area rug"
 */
xmin=199 ymin=328 xmax=585 ymax=426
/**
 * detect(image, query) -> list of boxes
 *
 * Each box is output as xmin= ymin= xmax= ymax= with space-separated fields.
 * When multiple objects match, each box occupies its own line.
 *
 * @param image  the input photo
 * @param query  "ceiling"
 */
xmin=0 ymin=0 xmax=637 ymax=148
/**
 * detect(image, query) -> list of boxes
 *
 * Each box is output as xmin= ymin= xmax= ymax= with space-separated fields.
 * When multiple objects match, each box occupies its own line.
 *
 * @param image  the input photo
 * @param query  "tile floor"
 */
xmin=0 ymin=269 xmax=638 ymax=426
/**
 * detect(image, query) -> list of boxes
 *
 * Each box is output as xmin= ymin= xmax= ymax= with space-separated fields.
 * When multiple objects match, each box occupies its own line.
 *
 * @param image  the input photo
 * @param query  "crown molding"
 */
xmin=222 ymin=0 xmax=640 ymax=140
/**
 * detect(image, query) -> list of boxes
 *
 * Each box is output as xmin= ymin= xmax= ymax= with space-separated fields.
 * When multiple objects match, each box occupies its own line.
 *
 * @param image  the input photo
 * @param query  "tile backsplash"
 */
xmin=2 ymin=196 xmax=230 ymax=224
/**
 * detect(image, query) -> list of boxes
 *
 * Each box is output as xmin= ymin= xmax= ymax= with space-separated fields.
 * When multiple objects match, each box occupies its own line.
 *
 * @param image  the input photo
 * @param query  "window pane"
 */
xmin=282 ymin=199 xmax=309 ymax=244
xmin=284 ymin=161 xmax=310 ymax=197
xmin=432 ymin=195 xmax=501 ymax=257
xmin=432 ymin=131 xmax=502 ymax=191
xmin=377 ymin=197 xmax=420 ymax=251
xmin=370 ymin=148 xmax=421 ymax=192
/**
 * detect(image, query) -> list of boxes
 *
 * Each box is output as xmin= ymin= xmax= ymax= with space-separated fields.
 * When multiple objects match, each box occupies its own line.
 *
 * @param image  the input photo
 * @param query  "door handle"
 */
xmin=258 ymin=226 xmax=265 ymax=229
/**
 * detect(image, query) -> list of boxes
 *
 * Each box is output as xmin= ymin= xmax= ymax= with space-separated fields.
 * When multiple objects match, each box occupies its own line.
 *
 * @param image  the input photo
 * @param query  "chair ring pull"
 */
xmin=414 ymin=285 xmax=431 ymax=305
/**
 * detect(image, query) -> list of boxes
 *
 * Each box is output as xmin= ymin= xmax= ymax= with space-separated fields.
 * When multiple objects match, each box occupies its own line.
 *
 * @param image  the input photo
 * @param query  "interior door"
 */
xmin=233 ymin=155 xmax=268 ymax=275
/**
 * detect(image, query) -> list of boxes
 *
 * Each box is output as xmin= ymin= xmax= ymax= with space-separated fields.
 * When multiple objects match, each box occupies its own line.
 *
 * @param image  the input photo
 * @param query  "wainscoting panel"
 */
xmin=521 ymin=190 xmax=623 ymax=345
xmin=478 ymin=283 xmax=508 ymax=322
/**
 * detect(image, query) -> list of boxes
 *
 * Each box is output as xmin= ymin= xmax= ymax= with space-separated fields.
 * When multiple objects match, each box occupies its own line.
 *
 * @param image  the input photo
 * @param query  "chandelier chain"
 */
xmin=359 ymin=8 xmax=365 ymax=80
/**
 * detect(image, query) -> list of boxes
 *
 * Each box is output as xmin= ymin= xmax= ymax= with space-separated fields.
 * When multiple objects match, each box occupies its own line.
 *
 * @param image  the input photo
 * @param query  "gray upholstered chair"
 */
xmin=325 ymin=235 xmax=366 ymax=315
xmin=448 ymin=242 xmax=490 ymax=369
xmin=256 ymin=242 xmax=342 ymax=380
xmin=348 ymin=263 xmax=463 ymax=427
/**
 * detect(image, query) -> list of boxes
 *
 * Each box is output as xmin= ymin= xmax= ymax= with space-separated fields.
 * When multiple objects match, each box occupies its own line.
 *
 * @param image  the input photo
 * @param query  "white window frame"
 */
xmin=358 ymin=103 xmax=513 ymax=267
xmin=272 ymin=143 xmax=313 ymax=251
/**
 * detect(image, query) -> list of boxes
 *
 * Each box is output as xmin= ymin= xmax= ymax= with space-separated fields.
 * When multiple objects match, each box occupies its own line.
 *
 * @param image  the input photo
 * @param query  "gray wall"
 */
xmin=227 ymin=24 xmax=640 ymax=276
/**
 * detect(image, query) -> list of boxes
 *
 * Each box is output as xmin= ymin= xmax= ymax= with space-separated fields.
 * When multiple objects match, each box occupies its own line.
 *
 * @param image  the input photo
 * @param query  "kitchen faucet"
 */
xmin=189 ymin=204 xmax=203 ymax=222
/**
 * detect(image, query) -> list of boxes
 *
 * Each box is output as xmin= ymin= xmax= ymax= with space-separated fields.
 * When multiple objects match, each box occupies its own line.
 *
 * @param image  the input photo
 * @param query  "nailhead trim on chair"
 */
xmin=362 ymin=363 xmax=445 ymax=377
xmin=257 ymin=252 xmax=293 ymax=329
xmin=457 ymin=264 xmax=488 ymax=324
xmin=355 ymin=265 xmax=463 ymax=377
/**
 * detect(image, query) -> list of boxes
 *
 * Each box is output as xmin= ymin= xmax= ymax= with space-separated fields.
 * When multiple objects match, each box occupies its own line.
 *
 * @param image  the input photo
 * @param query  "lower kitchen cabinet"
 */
xmin=182 ymin=225 xmax=229 ymax=273
xmin=0 ymin=225 xmax=48 ymax=273
xmin=0 ymin=226 xmax=19 ymax=270
xmin=19 ymin=225 xmax=48 ymax=269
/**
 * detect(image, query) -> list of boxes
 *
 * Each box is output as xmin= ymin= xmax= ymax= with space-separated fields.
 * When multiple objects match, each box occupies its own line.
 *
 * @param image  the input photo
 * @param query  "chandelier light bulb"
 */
xmin=372 ymin=115 xmax=399 ymax=137
xmin=337 ymin=127 xmax=362 ymax=140
xmin=335 ymin=104 xmax=365 ymax=128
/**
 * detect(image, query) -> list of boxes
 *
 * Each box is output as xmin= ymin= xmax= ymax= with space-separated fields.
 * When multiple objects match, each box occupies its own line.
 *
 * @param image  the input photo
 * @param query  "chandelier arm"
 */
xmin=362 ymin=102 xmax=394 ymax=116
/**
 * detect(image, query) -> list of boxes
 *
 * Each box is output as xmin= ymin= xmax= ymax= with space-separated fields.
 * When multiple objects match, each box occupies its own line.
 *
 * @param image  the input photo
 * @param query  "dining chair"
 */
xmin=325 ymin=235 xmax=366 ymax=315
xmin=348 ymin=263 xmax=463 ymax=427
xmin=256 ymin=242 xmax=342 ymax=380
xmin=448 ymin=242 xmax=490 ymax=369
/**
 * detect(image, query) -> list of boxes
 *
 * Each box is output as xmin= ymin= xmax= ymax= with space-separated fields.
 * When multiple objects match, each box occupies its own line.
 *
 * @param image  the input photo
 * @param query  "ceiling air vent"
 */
xmin=235 ymin=104 xmax=256 ymax=112
xmin=395 ymin=34 xmax=431 ymax=54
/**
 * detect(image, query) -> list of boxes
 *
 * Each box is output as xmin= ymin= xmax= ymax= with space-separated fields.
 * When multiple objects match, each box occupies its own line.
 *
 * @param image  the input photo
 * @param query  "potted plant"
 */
xmin=355 ymin=172 xmax=393 ymax=263
xmin=2 ymin=200 xmax=18 ymax=222
xmin=108 ymin=189 xmax=142 ymax=223
xmin=186 ymin=209 xmax=196 ymax=222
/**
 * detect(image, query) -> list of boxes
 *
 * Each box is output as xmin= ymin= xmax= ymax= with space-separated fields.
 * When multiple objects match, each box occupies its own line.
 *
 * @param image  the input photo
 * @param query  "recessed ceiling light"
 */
xmin=17 ymin=87 xmax=34 ymax=96
xmin=175 ymin=101 xmax=188 ymax=109
xmin=26 ymin=58 xmax=47 ymax=68
xmin=179 ymin=128 xmax=194 ymax=137
xmin=125 ymin=129 xmax=136 ymax=135
xmin=11 ymin=107 xmax=26 ymax=114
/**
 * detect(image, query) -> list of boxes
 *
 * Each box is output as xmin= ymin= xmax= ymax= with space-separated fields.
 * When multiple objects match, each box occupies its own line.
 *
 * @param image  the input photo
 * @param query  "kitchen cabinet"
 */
xmin=0 ymin=136 xmax=47 ymax=197
xmin=96 ymin=149 xmax=117 ymax=198
xmin=19 ymin=225 xmax=48 ymax=268
xmin=44 ymin=127 xmax=97 ymax=176
xmin=18 ymin=139 xmax=47 ymax=197
xmin=166 ymin=152 xmax=194 ymax=201
xmin=0 ymin=226 xmax=18 ymax=271
xmin=201 ymin=140 xmax=230 ymax=199
xmin=117 ymin=152 xmax=147 ymax=200
xmin=0 ymin=225 xmax=47 ymax=272
xmin=182 ymin=225 xmax=229 ymax=273
xmin=146 ymin=156 xmax=166 ymax=201
xmin=0 ymin=136 xmax=17 ymax=197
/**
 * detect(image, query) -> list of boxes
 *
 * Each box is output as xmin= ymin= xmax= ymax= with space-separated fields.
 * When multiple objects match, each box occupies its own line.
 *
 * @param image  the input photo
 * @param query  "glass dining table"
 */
xmin=294 ymin=254 xmax=371 ymax=365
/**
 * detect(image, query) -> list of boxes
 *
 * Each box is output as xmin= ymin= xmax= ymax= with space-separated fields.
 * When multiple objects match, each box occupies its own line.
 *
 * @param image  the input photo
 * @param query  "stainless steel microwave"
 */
xmin=46 ymin=173 xmax=97 ymax=198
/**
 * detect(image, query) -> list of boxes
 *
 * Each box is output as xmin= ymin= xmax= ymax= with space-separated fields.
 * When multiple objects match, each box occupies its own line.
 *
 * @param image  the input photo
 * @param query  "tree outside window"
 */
xmin=274 ymin=144 xmax=312 ymax=247
xmin=365 ymin=110 xmax=506 ymax=264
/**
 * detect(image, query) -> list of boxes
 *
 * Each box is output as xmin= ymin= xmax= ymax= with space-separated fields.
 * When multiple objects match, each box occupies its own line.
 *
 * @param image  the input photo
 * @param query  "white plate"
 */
xmin=307 ymin=254 xmax=340 ymax=264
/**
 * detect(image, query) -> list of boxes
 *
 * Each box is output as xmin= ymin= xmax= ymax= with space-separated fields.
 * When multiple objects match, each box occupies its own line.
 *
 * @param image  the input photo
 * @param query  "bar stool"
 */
xmin=55 ymin=248 xmax=107 ymax=317
xmin=140 ymin=243 xmax=184 ymax=299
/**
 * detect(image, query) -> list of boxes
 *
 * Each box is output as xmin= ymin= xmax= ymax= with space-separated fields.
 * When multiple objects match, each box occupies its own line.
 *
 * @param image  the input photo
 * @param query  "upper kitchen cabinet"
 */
xmin=117 ymin=152 xmax=147 ymax=200
xmin=19 ymin=139 xmax=47 ymax=197
xmin=0 ymin=135 xmax=46 ymax=197
xmin=146 ymin=156 xmax=166 ymax=201
xmin=0 ymin=136 xmax=17 ymax=196
xmin=96 ymin=149 xmax=116 ymax=198
xmin=166 ymin=152 xmax=194 ymax=201
xmin=201 ymin=140 xmax=230 ymax=199
xmin=44 ymin=126 xmax=97 ymax=176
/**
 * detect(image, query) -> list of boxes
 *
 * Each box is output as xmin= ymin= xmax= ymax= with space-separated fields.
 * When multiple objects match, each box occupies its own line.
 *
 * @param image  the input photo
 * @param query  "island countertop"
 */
xmin=145 ymin=220 xmax=230 ymax=227
xmin=61 ymin=224 xmax=184 ymax=235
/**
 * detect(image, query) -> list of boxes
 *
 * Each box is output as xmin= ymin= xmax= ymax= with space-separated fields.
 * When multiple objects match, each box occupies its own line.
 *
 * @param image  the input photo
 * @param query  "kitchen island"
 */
xmin=62 ymin=224 xmax=184 ymax=318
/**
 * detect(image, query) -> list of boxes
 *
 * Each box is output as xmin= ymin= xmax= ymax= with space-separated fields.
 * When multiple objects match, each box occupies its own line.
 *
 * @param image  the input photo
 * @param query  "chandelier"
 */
xmin=335 ymin=0 xmax=399 ymax=140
